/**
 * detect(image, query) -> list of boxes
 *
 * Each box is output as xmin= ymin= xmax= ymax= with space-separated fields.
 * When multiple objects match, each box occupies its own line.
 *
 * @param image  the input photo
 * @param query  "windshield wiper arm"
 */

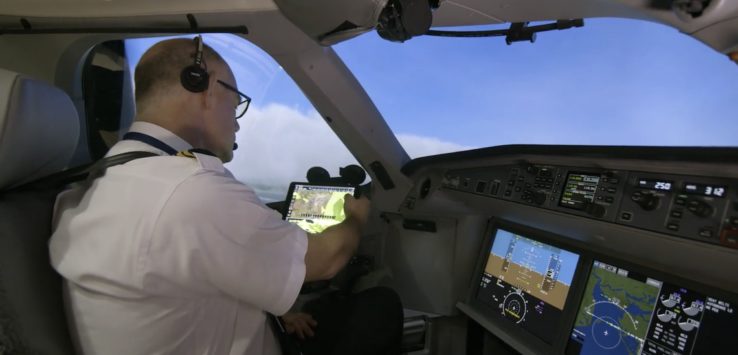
xmin=425 ymin=19 xmax=584 ymax=45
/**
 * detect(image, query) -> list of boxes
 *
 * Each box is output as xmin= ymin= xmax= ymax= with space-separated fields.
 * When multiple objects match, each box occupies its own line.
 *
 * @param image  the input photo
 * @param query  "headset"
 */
xmin=180 ymin=35 xmax=240 ymax=152
xmin=180 ymin=35 xmax=210 ymax=93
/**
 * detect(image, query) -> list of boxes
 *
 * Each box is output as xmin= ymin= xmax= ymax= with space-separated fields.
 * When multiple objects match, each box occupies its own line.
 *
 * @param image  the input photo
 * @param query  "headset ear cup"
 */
xmin=180 ymin=65 xmax=209 ymax=92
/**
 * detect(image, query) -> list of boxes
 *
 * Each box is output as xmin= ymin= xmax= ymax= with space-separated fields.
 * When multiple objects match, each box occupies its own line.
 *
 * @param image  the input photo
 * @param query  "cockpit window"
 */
xmin=82 ymin=40 xmax=132 ymax=160
xmin=334 ymin=18 xmax=738 ymax=159
xmin=125 ymin=34 xmax=359 ymax=202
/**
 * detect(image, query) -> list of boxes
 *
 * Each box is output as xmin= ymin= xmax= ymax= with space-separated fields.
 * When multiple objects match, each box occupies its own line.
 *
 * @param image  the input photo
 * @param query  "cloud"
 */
xmin=227 ymin=104 xmax=358 ymax=202
xmin=226 ymin=103 xmax=471 ymax=201
xmin=396 ymin=134 xmax=475 ymax=158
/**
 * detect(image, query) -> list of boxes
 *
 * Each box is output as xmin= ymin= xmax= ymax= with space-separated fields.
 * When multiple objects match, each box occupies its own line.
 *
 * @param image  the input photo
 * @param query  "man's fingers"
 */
xmin=296 ymin=327 xmax=305 ymax=340
xmin=304 ymin=324 xmax=315 ymax=337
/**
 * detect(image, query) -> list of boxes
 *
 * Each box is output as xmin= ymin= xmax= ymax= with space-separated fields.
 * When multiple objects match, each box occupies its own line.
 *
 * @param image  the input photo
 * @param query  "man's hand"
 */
xmin=304 ymin=194 xmax=371 ymax=282
xmin=343 ymin=194 xmax=370 ymax=227
xmin=281 ymin=312 xmax=318 ymax=340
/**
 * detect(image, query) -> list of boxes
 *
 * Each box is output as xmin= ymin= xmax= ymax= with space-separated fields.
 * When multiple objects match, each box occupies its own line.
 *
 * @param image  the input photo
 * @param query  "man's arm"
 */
xmin=304 ymin=195 xmax=370 ymax=282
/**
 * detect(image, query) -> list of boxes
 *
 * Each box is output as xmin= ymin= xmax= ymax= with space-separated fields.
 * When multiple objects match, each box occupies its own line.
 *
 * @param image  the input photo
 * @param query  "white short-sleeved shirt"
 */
xmin=49 ymin=122 xmax=307 ymax=355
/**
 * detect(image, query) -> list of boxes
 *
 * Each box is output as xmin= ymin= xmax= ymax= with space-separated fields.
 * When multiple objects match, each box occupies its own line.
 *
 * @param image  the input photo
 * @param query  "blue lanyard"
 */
xmin=122 ymin=132 xmax=177 ymax=155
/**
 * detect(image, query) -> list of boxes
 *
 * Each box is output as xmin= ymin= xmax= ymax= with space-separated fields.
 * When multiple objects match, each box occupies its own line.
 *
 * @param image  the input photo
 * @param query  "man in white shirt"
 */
xmin=50 ymin=37 xmax=375 ymax=354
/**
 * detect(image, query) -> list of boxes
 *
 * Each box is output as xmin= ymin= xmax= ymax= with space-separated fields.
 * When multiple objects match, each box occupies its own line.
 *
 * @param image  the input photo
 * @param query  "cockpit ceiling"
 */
xmin=2 ymin=0 xmax=736 ymax=30
xmin=0 ymin=0 xmax=277 ymax=18
xmin=432 ymin=1 xmax=738 ymax=34
xmin=1 ymin=0 xmax=737 ymax=53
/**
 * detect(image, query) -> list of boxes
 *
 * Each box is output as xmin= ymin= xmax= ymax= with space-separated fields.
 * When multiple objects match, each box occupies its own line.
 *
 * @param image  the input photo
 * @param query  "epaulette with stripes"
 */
xmin=175 ymin=148 xmax=223 ymax=172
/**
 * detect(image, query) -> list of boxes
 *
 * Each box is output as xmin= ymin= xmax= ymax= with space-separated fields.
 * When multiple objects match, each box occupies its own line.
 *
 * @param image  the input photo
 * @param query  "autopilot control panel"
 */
xmin=442 ymin=164 xmax=738 ymax=249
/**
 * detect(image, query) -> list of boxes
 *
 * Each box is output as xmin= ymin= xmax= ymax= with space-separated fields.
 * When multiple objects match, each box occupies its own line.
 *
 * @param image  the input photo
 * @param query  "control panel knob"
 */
xmin=632 ymin=191 xmax=659 ymax=211
xmin=584 ymin=202 xmax=606 ymax=218
xmin=687 ymin=199 xmax=714 ymax=218
xmin=532 ymin=191 xmax=547 ymax=205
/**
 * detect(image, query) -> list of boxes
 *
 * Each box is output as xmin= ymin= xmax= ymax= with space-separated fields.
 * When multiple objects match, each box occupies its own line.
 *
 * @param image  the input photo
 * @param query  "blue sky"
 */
xmin=263 ymin=18 xmax=738 ymax=148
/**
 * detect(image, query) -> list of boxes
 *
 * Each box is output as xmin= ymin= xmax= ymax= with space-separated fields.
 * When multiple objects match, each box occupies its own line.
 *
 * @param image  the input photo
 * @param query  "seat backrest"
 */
xmin=0 ymin=68 xmax=79 ymax=354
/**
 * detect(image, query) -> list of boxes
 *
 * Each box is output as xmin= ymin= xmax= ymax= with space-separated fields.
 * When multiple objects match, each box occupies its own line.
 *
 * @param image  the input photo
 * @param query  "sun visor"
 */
xmin=274 ymin=0 xmax=389 ymax=45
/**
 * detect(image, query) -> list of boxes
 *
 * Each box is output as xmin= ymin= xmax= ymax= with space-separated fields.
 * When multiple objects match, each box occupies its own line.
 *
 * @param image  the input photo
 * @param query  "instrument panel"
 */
xmin=397 ymin=146 xmax=738 ymax=354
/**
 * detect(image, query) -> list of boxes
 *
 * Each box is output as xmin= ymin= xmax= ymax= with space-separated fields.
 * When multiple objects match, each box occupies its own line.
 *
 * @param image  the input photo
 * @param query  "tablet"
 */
xmin=282 ymin=182 xmax=356 ymax=234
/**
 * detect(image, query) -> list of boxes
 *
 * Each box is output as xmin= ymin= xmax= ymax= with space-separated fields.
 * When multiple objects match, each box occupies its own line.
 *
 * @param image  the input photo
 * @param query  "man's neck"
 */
xmin=135 ymin=114 xmax=205 ymax=150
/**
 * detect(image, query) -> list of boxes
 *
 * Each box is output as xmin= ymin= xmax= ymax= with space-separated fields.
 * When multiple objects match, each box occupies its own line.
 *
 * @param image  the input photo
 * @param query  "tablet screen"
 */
xmin=283 ymin=183 xmax=356 ymax=233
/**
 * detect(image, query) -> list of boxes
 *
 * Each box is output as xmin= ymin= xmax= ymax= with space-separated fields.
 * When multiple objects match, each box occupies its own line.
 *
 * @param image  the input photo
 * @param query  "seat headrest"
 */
xmin=0 ymin=68 xmax=80 ymax=189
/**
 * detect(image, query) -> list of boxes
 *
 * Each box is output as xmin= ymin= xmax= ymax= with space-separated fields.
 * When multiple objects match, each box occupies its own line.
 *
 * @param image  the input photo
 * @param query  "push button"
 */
xmin=621 ymin=212 xmax=633 ymax=221
xmin=666 ymin=223 xmax=680 ymax=231
xmin=671 ymin=210 xmax=683 ymax=218
xmin=699 ymin=228 xmax=714 ymax=238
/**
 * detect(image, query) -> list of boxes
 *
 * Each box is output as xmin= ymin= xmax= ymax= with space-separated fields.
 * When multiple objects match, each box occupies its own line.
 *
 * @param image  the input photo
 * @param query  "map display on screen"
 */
xmin=284 ymin=183 xmax=355 ymax=234
xmin=568 ymin=261 xmax=661 ymax=355
xmin=567 ymin=260 xmax=738 ymax=355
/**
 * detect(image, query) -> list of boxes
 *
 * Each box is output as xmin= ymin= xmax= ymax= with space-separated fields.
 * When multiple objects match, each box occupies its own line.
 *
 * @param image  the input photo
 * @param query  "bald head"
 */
xmin=134 ymin=38 xmax=227 ymax=112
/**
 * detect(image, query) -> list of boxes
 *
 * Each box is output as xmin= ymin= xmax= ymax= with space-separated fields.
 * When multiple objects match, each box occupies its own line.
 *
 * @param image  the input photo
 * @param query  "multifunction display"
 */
xmin=567 ymin=261 xmax=737 ymax=355
xmin=560 ymin=173 xmax=600 ymax=210
xmin=476 ymin=229 xmax=580 ymax=344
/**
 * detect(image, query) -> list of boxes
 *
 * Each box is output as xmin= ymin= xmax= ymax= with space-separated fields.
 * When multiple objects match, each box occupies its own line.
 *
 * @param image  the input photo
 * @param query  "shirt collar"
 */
xmin=126 ymin=121 xmax=193 ymax=154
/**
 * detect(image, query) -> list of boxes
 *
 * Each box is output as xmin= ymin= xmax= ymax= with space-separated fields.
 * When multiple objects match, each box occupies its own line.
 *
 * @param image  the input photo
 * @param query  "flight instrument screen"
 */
xmin=476 ymin=228 xmax=580 ymax=344
xmin=284 ymin=183 xmax=355 ymax=234
xmin=560 ymin=172 xmax=600 ymax=210
xmin=567 ymin=260 xmax=738 ymax=355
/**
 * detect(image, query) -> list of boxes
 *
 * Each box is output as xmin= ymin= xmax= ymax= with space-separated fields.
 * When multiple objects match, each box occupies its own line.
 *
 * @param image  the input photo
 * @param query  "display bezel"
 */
xmin=463 ymin=219 xmax=589 ymax=354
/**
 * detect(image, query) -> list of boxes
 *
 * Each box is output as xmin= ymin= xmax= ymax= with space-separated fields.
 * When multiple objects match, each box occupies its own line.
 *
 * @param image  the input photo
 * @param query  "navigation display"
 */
xmin=283 ymin=183 xmax=355 ymax=234
xmin=560 ymin=172 xmax=600 ymax=210
xmin=476 ymin=228 xmax=580 ymax=344
xmin=567 ymin=260 xmax=738 ymax=355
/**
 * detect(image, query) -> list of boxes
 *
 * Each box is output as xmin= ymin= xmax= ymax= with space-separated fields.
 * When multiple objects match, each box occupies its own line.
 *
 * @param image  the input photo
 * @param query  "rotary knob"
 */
xmin=631 ymin=191 xmax=660 ymax=211
xmin=687 ymin=199 xmax=713 ymax=218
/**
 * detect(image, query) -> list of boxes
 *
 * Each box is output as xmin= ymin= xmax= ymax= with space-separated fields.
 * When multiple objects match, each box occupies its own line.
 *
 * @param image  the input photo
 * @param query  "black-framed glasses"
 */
xmin=217 ymin=80 xmax=251 ymax=119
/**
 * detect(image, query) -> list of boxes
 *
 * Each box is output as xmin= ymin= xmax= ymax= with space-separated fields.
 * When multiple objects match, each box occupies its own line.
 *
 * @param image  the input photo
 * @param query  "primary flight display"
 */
xmin=476 ymin=228 xmax=580 ymax=344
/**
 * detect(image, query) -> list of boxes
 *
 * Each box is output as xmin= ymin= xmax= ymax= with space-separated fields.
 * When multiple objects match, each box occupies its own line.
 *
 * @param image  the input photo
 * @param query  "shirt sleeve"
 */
xmin=143 ymin=169 xmax=307 ymax=315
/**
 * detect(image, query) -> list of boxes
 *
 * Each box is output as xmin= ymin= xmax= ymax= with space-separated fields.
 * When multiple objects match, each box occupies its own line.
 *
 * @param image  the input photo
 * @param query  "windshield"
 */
xmin=334 ymin=18 xmax=738 ymax=159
